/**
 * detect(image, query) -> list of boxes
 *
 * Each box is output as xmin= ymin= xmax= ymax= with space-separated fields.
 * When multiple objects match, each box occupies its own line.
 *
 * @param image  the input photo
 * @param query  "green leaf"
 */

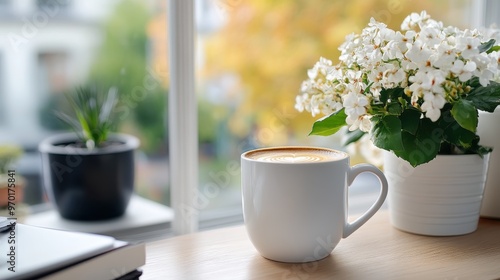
xmin=439 ymin=110 xmax=476 ymax=149
xmin=417 ymin=117 xmax=443 ymax=144
xmin=466 ymin=81 xmax=500 ymax=112
xmin=309 ymin=109 xmax=347 ymax=136
xmin=466 ymin=77 xmax=481 ymax=88
xmin=451 ymin=135 xmax=492 ymax=156
xmin=371 ymin=115 xmax=403 ymax=152
xmin=479 ymin=39 xmax=496 ymax=53
xmin=393 ymin=131 xmax=440 ymax=167
xmin=380 ymin=88 xmax=404 ymax=104
xmin=363 ymin=82 xmax=374 ymax=94
xmin=393 ymin=118 xmax=441 ymax=167
xmin=386 ymin=102 xmax=402 ymax=115
xmin=100 ymin=87 xmax=118 ymax=122
xmin=443 ymin=122 xmax=477 ymax=149
xmin=54 ymin=111 xmax=80 ymax=131
xmin=399 ymin=108 xmax=421 ymax=135
xmin=58 ymin=86 xmax=117 ymax=148
xmin=342 ymin=129 xmax=366 ymax=146
xmin=369 ymin=103 xmax=386 ymax=115
xmin=487 ymin=45 xmax=500 ymax=54
xmin=475 ymin=144 xmax=493 ymax=156
xmin=398 ymin=96 xmax=408 ymax=108
xmin=451 ymin=99 xmax=478 ymax=133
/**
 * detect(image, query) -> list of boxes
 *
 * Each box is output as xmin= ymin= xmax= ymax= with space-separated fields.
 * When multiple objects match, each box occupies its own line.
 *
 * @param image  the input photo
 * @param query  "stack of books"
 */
xmin=0 ymin=218 xmax=145 ymax=280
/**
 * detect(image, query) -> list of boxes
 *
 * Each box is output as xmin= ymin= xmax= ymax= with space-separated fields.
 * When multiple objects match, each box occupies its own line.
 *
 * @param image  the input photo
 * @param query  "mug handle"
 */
xmin=343 ymin=164 xmax=388 ymax=238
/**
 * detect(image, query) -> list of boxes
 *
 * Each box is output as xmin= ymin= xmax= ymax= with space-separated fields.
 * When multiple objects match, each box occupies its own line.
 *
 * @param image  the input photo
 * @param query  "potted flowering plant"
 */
xmin=39 ymin=86 xmax=139 ymax=221
xmin=296 ymin=11 xmax=500 ymax=236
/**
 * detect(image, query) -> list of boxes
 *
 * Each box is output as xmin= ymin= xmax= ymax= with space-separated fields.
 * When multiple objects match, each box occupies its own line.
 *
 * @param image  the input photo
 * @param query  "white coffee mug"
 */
xmin=241 ymin=146 xmax=388 ymax=263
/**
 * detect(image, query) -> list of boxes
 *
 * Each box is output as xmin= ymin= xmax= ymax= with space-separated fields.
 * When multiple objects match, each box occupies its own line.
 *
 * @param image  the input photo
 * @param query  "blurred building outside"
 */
xmin=0 ymin=0 xmax=240 ymax=212
xmin=0 ymin=0 xmax=118 ymax=205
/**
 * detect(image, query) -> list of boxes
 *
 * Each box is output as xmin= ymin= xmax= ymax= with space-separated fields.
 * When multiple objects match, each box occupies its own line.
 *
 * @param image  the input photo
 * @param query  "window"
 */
xmin=0 ymin=0 xmax=170 ymax=211
xmin=474 ymin=0 xmax=500 ymax=27
xmin=0 ymin=0 xmax=484 ymax=236
xmin=37 ymin=51 xmax=69 ymax=129
xmin=37 ymin=52 xmax=69 ymax=95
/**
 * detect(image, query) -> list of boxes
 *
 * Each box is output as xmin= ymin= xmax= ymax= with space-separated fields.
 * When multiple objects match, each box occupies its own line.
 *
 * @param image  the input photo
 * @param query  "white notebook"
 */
xmin=41 ymin=242 xmax=145 ymax=280
xmin=0 ymin=223 xmax=116 ymax=280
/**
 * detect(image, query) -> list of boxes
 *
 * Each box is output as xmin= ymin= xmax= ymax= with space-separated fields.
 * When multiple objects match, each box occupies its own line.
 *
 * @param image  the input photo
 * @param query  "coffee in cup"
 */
xmin=244 ymin=147 xmax=346 ymax=163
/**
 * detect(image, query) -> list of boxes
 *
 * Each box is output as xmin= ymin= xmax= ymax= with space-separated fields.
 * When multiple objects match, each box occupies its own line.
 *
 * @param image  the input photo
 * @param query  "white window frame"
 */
xmin=471 ymin=0 xmax=500 ymax=28
xmin=168 ymin=0 xmax=198 ymax=235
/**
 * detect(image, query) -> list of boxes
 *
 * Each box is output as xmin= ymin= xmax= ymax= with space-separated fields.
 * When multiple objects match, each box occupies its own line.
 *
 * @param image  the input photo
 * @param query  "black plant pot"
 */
xmin=39 ymin=133 xmax=140 ymax=221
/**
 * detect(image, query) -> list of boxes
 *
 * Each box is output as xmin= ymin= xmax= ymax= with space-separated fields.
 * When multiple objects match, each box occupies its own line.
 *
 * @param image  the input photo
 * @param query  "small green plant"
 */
xmin=0 ymin=145 xmax=23 ymax=174
xmin=56 ymin=86 xmax=118 ymax=149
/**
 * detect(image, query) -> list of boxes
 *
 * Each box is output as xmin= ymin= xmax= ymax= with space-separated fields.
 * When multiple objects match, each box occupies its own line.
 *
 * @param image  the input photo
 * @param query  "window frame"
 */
xmin=168 ymin=0 xmax=198 ymax=235
xmin=471 ymin=0 xmax=500 ymax=28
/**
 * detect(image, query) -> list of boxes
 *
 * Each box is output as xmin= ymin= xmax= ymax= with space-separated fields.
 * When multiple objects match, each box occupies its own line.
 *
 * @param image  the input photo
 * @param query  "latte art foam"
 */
xmin=254 ymin=153 xmax=327 ymax=163
xmin=245 ymin=148 xmax=346 ymax=163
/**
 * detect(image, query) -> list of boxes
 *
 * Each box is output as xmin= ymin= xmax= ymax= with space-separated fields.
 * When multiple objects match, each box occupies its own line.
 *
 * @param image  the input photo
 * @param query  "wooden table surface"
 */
xmin=142 ymin=211 xmax=500 ymax=279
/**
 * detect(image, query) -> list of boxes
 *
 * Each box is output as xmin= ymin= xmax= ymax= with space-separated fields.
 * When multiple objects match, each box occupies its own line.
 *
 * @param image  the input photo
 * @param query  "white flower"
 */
xmin=323 ymin=97 xmax=343 ymax=115
xmin=451 ymin=60 xmax=477 ymax=82
xmin=456 ymin=35 xmax=480 ymax=59
xmin=367 ymin=17 xmax=387 ymax=31
xmin=367 ymin=64 xmax=390 ymax=84
xmin=343 ymin=91 xmax=369 ymax=118
xmin=309 ymin=95 xmax=322 ymax=117
xmin=431 ymin=41 xmax=457 ymax=70
xmin=300 ymin=80 xmax=313 ymax=93
xmin=325 ymin=66 xmax=341 ymax=81
xmin=405 ymin=40 xmax=432 ymax=66
xmin=295 ymin=94 xmax=308 ymax=112
xmin=420 ymin=26 xmax=443 ymax=47
xmin=308 ymin=57 xmax=333 ymax=80
xmin=401 ymin=11 xmax=430 ymax=31
xmin=472 ymin=54 xmax=495 ymax=86
xmin=443 ymin=26 xmax=460 ymax=37
xmin=346 ymin=114 xmax=372 ymax=132
xmin=319 ymin=56 xmax=333 ymax=66
xmin=345 ymin=69 xmax=363 ymax=84
xmin=307 ymin=68 xmax=318 ymax=80
xmin=408 ymin=70 xmax=445 ymax=95
xmin=488 ymin=51 xmax=500 ymax=73
xmin=383 ymin=67 xmax=406 ymax=88
xmin=421 ymin=92 xmax=446 ymax=121
xmin=358 ymin=115 xmax=372 ymax=132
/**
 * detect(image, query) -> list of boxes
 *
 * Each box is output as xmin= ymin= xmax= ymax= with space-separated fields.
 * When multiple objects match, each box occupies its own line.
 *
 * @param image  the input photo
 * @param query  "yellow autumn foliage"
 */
xmin=202 ymin=0 xmax=470 ymax=146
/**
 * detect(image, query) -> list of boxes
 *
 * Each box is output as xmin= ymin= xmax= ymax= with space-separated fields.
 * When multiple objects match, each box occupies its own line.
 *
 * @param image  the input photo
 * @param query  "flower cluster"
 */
xmin=297 ymin=11 xmax=500 ymax=166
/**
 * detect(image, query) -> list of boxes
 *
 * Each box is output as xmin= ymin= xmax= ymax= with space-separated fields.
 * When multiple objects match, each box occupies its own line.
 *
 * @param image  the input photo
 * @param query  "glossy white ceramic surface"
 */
xmin=241 ymin=147 xmax=388 ymax=263
xmin=385 ymin=152 xmax=490 ymax=236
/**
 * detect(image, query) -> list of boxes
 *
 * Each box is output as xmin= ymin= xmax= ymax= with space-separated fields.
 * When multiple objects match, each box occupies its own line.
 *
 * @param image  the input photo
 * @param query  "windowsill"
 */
xmin=19 ymin=173 xmax=386 ymax=243
xmin=23 ymin=195 xmax=174 ymax=243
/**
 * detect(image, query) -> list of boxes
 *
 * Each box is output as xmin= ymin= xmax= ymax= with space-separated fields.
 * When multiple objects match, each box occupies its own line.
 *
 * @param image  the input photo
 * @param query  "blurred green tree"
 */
xmin=89 ymin=0 xmax=168 ymax=154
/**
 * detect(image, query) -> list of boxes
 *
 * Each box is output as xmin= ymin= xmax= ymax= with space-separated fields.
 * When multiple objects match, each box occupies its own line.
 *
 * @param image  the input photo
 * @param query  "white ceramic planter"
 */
xmin=478 ymin=108 xmax=500 ymax=219
xmin=384 ymin=152 xmax=490 ymax=236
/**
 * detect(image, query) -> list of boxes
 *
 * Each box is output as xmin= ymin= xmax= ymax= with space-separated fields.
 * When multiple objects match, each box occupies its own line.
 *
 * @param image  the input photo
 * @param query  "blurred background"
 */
xmin=0 ymin=0 xmax=473 ymax=225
